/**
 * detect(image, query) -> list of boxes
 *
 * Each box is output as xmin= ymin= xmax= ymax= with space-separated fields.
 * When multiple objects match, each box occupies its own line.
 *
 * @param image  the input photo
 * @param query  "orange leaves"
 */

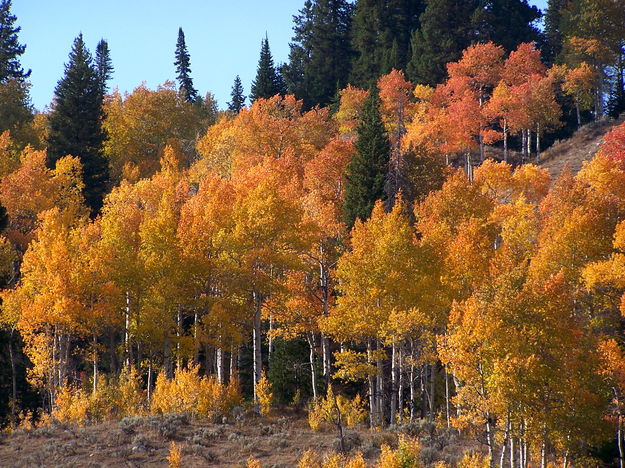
xmin=446 ymin=42 xmax=505 ymax=97
xmin=334 ymin=85 xmax=368 ymax=136
xmin=501 ymin=42 xmax=545 ymax=86
xmin=599 ymin=121 xmax=625 ymax=167
xmin=103 ymin=82 xmax=203 ymax=182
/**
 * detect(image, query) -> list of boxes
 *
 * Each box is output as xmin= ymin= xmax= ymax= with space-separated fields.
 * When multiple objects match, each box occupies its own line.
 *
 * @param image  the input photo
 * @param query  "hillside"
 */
xmin=0 ymin=413 xmax=473 ymax=468
xmin=539 ymin=116 xmax=625 ymax=178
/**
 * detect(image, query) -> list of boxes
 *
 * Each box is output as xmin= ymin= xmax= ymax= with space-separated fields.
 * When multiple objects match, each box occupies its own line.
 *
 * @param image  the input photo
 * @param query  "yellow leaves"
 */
xmin=255 ymin=371 xmax=273 ymax=416
xmin=167 ymin=441 xmax=182 ymax=468
xmin=332 ymin=350 xmax=379 ymax=382
xmin=334 ymin=85 xmax=369 ymax=136
xmin=151 ymin=365 xmax=242 ymax=418
xmin=562 ymin=62 xmax=597 ymax=111
xmin=307 ymin=385 xmax=367 ymax=431
xmin=103 ymin=82 xmax=203 ymax=182
xmin=376 ymin=436 xmax=421 ymax=468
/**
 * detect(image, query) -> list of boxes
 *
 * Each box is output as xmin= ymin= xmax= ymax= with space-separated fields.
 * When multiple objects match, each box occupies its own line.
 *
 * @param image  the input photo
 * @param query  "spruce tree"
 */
xmin=46 ymin=34 xmax=109 ymax=216
xmin=471 ymin=0 xmax=540 ymax=53
xmin=541 ymin=0 xmax=568 ymax=65
xmin=0 ymin=0 xmax=29 ymax=82
xmin=174 ymin=27 xmax=198 ymax=103
xmin=282 ymin=0 xmax=353 ymax=109
xmin=343 ymin=88 xmax=390 ymax=229
xmin=228 ymin=75 xmax=246 ymax=113
xmin=250 ymin=36 xmax=284 ymax=102
xmin=95 ymin=39 xmax=113 ymax=97
xmin=350 ymin=0 xmax=424 ymax=87
xmin=407 ymin=0 xmax=479 ymax=86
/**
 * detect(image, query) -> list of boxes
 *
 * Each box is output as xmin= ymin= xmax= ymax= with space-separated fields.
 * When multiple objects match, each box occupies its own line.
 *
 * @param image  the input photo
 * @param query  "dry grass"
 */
xmin=539 ymin=116 xmax=625 ymax=179
xmin=0 ymin=410 xmax=479 ymax=467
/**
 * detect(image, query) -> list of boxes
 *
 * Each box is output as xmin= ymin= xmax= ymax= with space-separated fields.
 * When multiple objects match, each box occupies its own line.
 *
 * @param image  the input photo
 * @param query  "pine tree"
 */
xmin=227 ymin=75 xmax=246 ymax=113
xmin=95 ymin=39 xmax=113 ymax=97
xmin=46 ymin=34 xmax=109 ymax=216
xmin=174 ymin=27 xmax=198 ymax=103
xmin=343 ymin=88 xmax=390 ymax=229
xmin=250 ymin=36 xmax=284 ymax=102
xmin=282 ymin=0 xmax=353 ymax=109
xmin=540 ymin=0 xmax=568 ymax=65
xmin=0 ymin=0 xmax=30 ymax=82
xmin=406 ymin=0 xmax=479 ymax=86
xmin=350 ymin=0 xmax=424 ymax=87
xmin=471 ymin=0 xmax=540 ymax=53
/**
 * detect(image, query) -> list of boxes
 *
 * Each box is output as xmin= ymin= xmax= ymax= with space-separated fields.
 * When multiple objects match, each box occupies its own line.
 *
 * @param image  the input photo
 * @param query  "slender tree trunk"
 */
xmin=466 ymin=152 xmax=473 ymax=183
xmin=176 ymin=307 xmax=182 ymax=371
xmin=445 ymin=367 xmax=450 ymax=429
xmin=307 ymin=333 xmax=318 ymax=400
xmin=390 ymin=341 xmax=397 ymax=426
xmin=268 ymin=314 xmax=273 ymax=366
xmin=535 ymin=123 xmax=541 ymax=163
xmin=367 ymin=340 xmax=375 ymax=427
xmin=486 ymin=415 xmax=495 ymax=468
xmin=252 ymin=291 xmax=263 ymax=402
xmin=92 ymin=334 xmax=98 ymax=395
xmin=376 ymin=340 xmax=384 ymax=426
xmin=398 ymin=345 xmax=404 ymax=425
xmin=125 ymin=291 xmax=131 ymax=367
xmin=503 ymin=120 xmax=508 ymax=163
xmin=230 ymin=343 xmax=237 ymax=380
xmin=540 ymin=439 xmax=546 ymax=468
xmin=618 ymin=411 xmax=624 ymax=468
xmin=319 ymin=248 xmax=331 ymax=388
xmin=526 ymin=129 xmax=531 ymax=160
xmin=8 ymin=331 xmax=17 ymax=426
xmin=429 ymin=363 xmax=436 ymax=423
xmin=499 ymin=417 xmax=510 ymax=468
xmin=510 ymin=435 xmax=516 ymax=468
xmin=193 ymin=312 xmax=199 ymax=365
xmin=216 ymin=346 xmax=224 ymax=384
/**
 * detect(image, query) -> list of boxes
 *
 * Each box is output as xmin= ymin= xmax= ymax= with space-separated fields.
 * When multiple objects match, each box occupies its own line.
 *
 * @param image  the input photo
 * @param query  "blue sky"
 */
xmin=14 ymin=0 xmax=548 ymax=111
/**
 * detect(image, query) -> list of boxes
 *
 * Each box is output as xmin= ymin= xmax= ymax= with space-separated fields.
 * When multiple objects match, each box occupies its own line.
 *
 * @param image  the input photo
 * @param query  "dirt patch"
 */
xmin=539 ymin=117 xmax=624 ymax=179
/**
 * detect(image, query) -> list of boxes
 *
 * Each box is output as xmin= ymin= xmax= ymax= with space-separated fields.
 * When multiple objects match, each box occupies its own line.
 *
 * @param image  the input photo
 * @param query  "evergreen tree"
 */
xmin=250 ymin=36 xmax=284 ymax=102
xmin=343 ymin=88 xmax=390 ymax=229
xmin=46 ymin=34 xmax=109 ymax=216
xmin=95 ymin=39 xmax=113 ymax=97
xmin=540 ymin=0 xmax=568 ymax=65
xmin=282 ymin=0 xmax=353 ymax=109
xmin=0 ymin=0 xmax=30 ymax=82
xmin=406 ymin=0 xmax=479 ymax=86
xmin=350 ymin=0 xmax=424 ymax=87
xmin=471 ymin=0 xmax=541 ymax=53
xmin=174 ymin=27 xmax=198 ymax=103
xmin=228 ymin=75 xmax=246 ymax=113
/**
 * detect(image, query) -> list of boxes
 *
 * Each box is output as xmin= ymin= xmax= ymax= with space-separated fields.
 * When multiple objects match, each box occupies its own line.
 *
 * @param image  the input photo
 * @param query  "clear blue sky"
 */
xmin=14 ymin=0 xmax=548 ymax=111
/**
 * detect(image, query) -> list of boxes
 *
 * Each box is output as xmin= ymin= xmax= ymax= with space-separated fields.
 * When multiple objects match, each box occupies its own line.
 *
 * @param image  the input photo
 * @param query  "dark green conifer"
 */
xmin=471 ymin=0 xmax=540 ymax=53
xmin=350 ymin=0 xmax=424 ymax=87
xmin=343 ymin=88 xmax=390 ymax=229
xmin=0 ymin=0 xmax=30 ymax=82
xmin=95 ymin=39 xmax=113 ymax=97
xmin=283 ymin=0 xmax=353 ymax=109
xmin=250 ymin=36 xmax=284 ymax=102
xmin=228 ymin=75 xmax=246 ymax=113
xmin=174 ymin=28 xmax=198 ymax=103
xmin=46 ymin=34 xmax=109 ymax=216
xmin=541 ymin=0 xmax=567 ymax=65
xmin=406 ymin=0 xmax=479 ymax=86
